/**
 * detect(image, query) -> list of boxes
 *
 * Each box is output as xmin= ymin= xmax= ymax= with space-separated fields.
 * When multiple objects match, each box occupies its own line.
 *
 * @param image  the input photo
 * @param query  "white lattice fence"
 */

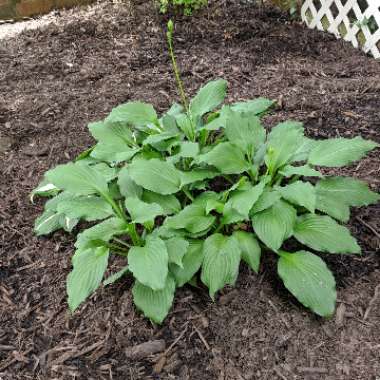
xmin=301 ymin=0 xmax=380 ymax=58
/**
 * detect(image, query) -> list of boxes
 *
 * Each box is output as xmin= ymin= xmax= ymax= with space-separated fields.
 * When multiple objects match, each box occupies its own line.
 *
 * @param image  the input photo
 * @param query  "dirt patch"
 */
xmin=0 ymin=1 xmax=379 ymax=379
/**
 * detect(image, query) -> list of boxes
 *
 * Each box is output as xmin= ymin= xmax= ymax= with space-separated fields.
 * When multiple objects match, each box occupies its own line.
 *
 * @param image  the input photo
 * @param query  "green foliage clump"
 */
xmin=32 ymin=22 xmax=379 ymax=324
xmin=32 ymin=78 xmax=379 ymax=322
xmin=159 ymin=0 xmax=207 ymax=15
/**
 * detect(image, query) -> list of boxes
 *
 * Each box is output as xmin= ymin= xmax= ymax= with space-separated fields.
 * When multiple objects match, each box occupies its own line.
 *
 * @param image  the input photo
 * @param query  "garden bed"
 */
xmin=0 ymin=1 xmax=379 ymax=379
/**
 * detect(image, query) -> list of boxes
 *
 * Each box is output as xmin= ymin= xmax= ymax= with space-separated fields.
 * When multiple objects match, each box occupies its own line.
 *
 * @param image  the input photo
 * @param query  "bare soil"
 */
xmin=0 ymin=1 xmax=379 ymax=379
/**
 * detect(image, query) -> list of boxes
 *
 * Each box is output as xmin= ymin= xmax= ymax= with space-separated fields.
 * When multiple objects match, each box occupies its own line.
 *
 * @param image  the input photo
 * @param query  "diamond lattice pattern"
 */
xmin=301 ymin=0 xmax=380 ymax=58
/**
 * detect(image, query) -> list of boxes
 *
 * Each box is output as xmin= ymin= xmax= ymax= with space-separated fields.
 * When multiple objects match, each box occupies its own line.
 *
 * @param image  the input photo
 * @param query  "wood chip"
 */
xmin=125 ymin=340 xmax=166 ymax=359
xmin=335 ymin=303 xmax=346 ymax=326
xmin=298 ymin=367 xmax=328 ymax=374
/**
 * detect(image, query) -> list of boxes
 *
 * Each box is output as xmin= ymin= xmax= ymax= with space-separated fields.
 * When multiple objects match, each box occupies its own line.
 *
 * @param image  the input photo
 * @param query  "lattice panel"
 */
xmin=301 ymin=0 xmax=380 ymax=58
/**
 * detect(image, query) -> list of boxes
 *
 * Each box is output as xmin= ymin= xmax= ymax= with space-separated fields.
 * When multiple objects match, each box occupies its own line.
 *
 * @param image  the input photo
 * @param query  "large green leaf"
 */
xmin=294 ymin=214 xmax=361 ymax=254
xmin=142 ymin=191 xmax=181 ymax=215
xmin=278 ymin=250 xmax=336 ymax=317
xmin=75 ymin=217 xmax=128 ymax=250
xmin=117 ymin=166 xmax=143 ymax=199
xmin=225 ymin=109 xmax=266 ymax=156
xmin=128 ymin=235 xmax=168 ymax=290
xmin=165 ymin=237 xmax=189 ymax=267
xmin=170 ymin=240 xmax=204 ymax=287
xmin=279 ymin=165 xmax=323 ymax=178
xmin=180 ymin=169 xmax=219 ymax=187
xmin=251 ymin=188 xmax=281 ymax=214
xmin=227 ymin=182 xmax=265 ymax=217
xmin=308 ymin=137 xmax=378 ymax=167
xmin=132 ymin=275 xmax=176 ymax=324
xmin=89 ymin=121 xmax=140 ymax=163
xmin=46 ymin=162 xmax=109 ymax=196
xmin=125 ymin=197 xmax=164 ymax=224
xmin=128 ymin=158 xmax=181 ymax=195
xmin=233 ymin=231 xmax=261 ymax=273
xmin=252 ymin=200 xmax=297 ymax=251
xmin=189 ymin=79 xmax=227 ymax=118
xmin=106 ymin=101 xmax=158 ymax=126
xmin=57 ymin=196 xmax=114 ymax=221
xmin=197 ymin=142 xmax=250 ymax=175
xmin=67 ymin=246 xmax=109 ymax=312
xmin=222 ymin=181 xmax=265 ymax=224
xmin=201 ymin=234 xmax=241 ymax=299
xmin=265 ymin=121 xmax=305 ymax=173
xmin=231 ymin=98 xmax=274 ymax=116
xmin=315 ymin=177 xmax=380 ymax=222
xmin=166 ymin=204 xmax=216 ymax=234
xmin=278 ymin=181 xmax=316 ymax=213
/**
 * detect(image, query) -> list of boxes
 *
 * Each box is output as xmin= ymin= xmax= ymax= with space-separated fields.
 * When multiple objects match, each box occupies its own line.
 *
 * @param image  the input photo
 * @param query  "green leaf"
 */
xmin=180 ymin=169 xmax=219 ymax=187
xmin=170 ymin=240 xmax=204 ymax=287
xmin=89 ymin=121 xmax=140 ymax=163
xmin=106 ymin=102 xmax=158 ymax=126
xmin=308 ymin=137 xmax=378 ymax=167
xmin=166 ymin=204 xmax=216 ymax=234
xmin=175 ymin=114 xmax=194 ymax=140
xmin=279 ymin=165 xmax=323 ymax=178
xmin=165 ymin=237 xmax=189 ymax=267
xmin=233 ymin=231 xmax=261 ymax=273
xmin=34 ymin=209 xmax=63 ymax=236
xmin=91 ymin=163 xmax=118 ymax=182
xmin=278 ymin=250 xmax=336 ymax=317
xmin=190 ymin=79 xmax=227 ymax=118
xmin=132 ymin=275 xmax=176 ymax=324
xmin=294 ymin=214 xmax=361 ymax=254
xmin=226 ymin=181 xmax=265 ymax=218
xmin=143 ymin=131 xmax=179 ymax=147
xmin=202 ymin=105 xmax=229 ymax=131
xmin=128 ymin=158 xmax=181 ymax=195
xmin=225 ymin=109 xmax=265 ymax=155
xmin=125 ymin=197 xmax=164 ymax=224
xmin=231 ymin=98 xmax=274 ymax=116
xmin=315 ymin=177 xmax=380 ymax=222
xmin=57 ymin=196 xmax=114 ymax=221
xmin=142 ymin=191 xmax=181 ymax=215
xmin=178 ymin=141 xmax=199 ymax=157
xmin=250 ymin=188 xmax=281 ymax=214
xmin=197 ymin=142 xmax=250 ymax=175
xmin=252 ymin=200 xmax=297 ymax=251
xmin=91 ymin=143 xmax=140 ymax=163
xmin=117 ymin=166 xmax=143 ymax=199
xmin=128 ymin=235 xmax=168 ymax=290
xmin=265 ymin=121 xmax=305 ymax=173
xmin=278 ymin=181 xmax=316 ymax=213
xmin=67 ymin=246 xmax=109 ymax=312
xmin=103 ymin=266 xmax=129 ymax=286
xmin=31 ymin=178 xmax=59 ymax=200
xmin=46 ymin=162 xmax=109 ymax=196
xmin=75 ymin=217 xmax=128 ymax=250
xmin=201 ymin=234 xmax=241 ymax=299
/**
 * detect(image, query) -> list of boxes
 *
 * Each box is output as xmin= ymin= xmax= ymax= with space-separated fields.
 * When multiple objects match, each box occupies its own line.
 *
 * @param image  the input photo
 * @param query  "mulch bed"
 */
xmin=0 ymin=1 xmax=379 ymax=379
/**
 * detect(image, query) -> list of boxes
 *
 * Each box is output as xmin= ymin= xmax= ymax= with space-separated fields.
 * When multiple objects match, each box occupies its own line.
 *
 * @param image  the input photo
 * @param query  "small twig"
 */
xmin=192 ymin=323 xmax=210 ymax=350
xmin=356 ymin=216 xmax=380 ymax=239
xmin=158 ymin=323 xmax=189 ymax=360
xmin=364 ymin=284 xmax=380 ymax=321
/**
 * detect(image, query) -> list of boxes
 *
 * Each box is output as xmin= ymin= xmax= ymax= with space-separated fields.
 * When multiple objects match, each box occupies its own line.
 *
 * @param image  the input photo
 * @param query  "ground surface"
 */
xmin=0 ymin=1 xmax=379 ymax=379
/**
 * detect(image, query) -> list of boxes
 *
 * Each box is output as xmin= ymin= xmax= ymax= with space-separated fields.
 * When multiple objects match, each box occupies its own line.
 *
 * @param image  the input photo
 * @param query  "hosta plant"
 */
xmin=32 ymin=25 xmax=379 ymax=324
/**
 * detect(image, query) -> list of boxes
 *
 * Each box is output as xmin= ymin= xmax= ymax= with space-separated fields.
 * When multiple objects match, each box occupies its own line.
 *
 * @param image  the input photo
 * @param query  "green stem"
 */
xmin=167 ymin=27 xmax=189 ymax=114
xmin=128 ymin=223 xmax=142 ymax=246
xmin=113 ymin=237 xmax=131 ymax=248
xmin=183 ymin=187 xmax=194 ymax=202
